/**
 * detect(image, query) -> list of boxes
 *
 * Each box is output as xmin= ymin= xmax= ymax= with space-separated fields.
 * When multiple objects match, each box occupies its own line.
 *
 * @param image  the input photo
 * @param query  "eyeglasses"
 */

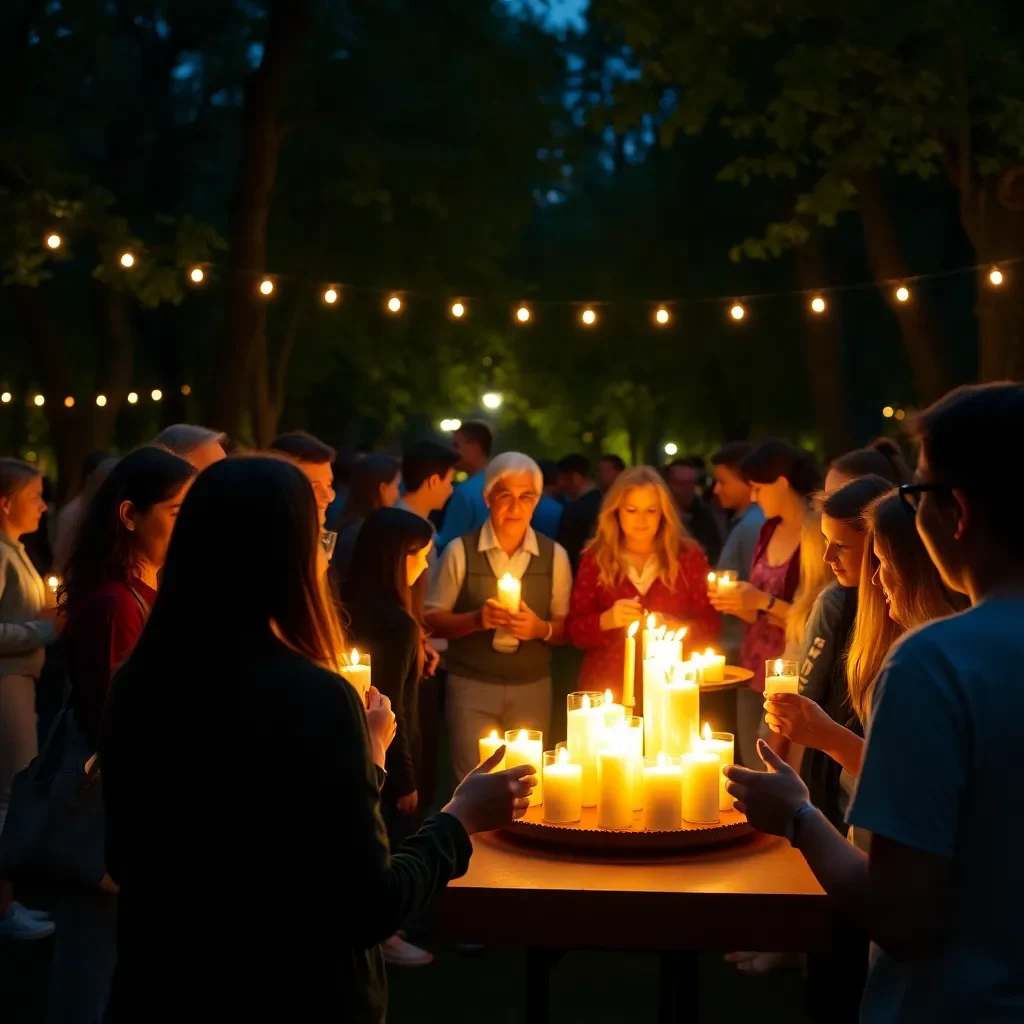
xmin=898 ymin=482 xmax=953 ymax=514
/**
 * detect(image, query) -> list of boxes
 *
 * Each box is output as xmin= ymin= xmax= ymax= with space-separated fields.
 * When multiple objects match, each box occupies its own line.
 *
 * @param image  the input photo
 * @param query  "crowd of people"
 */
xmin=0 ymin=381 xmax=1020 ymax=1022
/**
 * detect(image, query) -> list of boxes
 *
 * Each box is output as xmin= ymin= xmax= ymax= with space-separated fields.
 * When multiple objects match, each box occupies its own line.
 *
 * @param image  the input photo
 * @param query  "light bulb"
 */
xmin=127 ymin=392 xmax=138 ymax=404
xmin=64 ymin=396 xmax=75 ymax=408
xmin=387 ymin=295 xmax=402 ymax=313
xmin=581 ymin=307 xmax=597 ymax=326
xmin=181 ymin=384 xmax=191 ymax=396
xmin=95 ymin=394 xmax=107 ymax=407
xmin=655 ymin=306 xmax=670 ymax=325
xmin=729 ymin=303 xmax=746 ymax=321
xmin=119 ymin=252 xmax=135 ymax=268
xmin=33 ymin=394 xmax=45 ymax=407
xmin=810 ymin=296 xmax=826 ymax=313
xmin=189 ymin=267 xmax=204 ymax=284
xmin=895 ymin=285 xmax=910 ymax=303
xmin=451 ymin=301 xmax=465 ymax=318
xmin=515 ymin=305 xmax=530 ymax=323
xmin=0 ymin=392 xmax=11 ymax=404
xmin=323 ymin=287 xmax=338 ymax=304
xmin=882 ymin=406 xmax=894 ymax=419
xmin=664 ymin=442 xmax=678 ymax=456
xmin=46 ymin=234 xmax=62 ymax=250
xmin=482 ymin=392 xmax=503 ymax=410
xmin=151 ymin=389 xmax=163 ymax=402
xmin=988 ymin=267 xmax=1004 ymax=287
xmin=259 ymin=278 xmax=274 ymax=296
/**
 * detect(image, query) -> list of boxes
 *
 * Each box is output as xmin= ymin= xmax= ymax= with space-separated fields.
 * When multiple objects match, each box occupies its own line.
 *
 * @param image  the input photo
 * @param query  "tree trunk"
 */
xmin=793 ymin=231 xmax=852 ymax=459
xmin=853 ymin=172 xmax=952 ymax=404
xmin=211 ymin=0 xmax=311 ymax=439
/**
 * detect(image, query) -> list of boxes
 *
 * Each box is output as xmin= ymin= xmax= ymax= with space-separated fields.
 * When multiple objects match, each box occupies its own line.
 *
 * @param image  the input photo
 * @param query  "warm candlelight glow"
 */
xmin=656 ymin=751 xmax=667 ymax=767
xmin=708 ymin=572 xmax=716 ymax=584
xmin=350 ymin=649 xmax=361 ymax=667
xmin=488 ymin=729 xmax=499 ymax=741
xmin=518 ymin=728 xmax=528 ymax=743
xmin=46 ymin=575 xmax=60 ymax=593
xmin=581 ymin=693 xmax=591 ymax=710
xmin=604 ymin=689 xmax=613 ymax=705
xmin=646 ymin=614 xmax=657 ymax=630
xmin=702 ymin=721 xmax=712 ymax=742
xmin=557 ymin=746 xmax=569 ymax=765
xmin=627 ymin=621 xmax=639 ymax=638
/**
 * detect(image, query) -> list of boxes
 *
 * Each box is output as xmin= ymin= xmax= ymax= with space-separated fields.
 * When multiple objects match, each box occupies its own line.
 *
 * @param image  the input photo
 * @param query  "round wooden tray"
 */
xmin=699 ymin=664 xmax=754 ymax=693
xmin=503 ymin=805 xmax=754 ymax=856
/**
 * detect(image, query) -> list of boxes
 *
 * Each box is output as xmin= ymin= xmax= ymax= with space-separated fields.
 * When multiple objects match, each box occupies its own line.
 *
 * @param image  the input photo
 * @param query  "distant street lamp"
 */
xmin=664 ymin=442 xmax=679 ymax=456
xmin=482 ymin=392 xmax=503 ymax=410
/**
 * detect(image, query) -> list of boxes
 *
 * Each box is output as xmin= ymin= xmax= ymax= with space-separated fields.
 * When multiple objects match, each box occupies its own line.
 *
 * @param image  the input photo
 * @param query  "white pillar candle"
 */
xmin=642 ymin=657 xmax=667 ymax=756
xmin=342 ymin=649 xmax=372 ymax=704
xmin=543 ymin=748 xmax=582 ymax=823
xmin=642 ymin=753 xmax=682 ymax=831
xmin=697 ymin=648 xmax=726 ymax=684
xmin=764 ymin=658 xmax=799 ymax=696
xmin=699 ymin=723 xmax=734 ymax=811
xmin=493 ymin=573 xmax=523 ymax=653
xmin=642 ymin=614 xmax=659 ymax=661
xmin=622 ymin=621 xmax=638 ymax=708
xmin=622 ymin=716 xmax=645 ymax=811
xmin=597 ymin=745 xmax=633 ymax=830
xmin=661 ymin=665 xmax=700 ymax=757
xmin=566 ymin=692 xmax=605 ymax=807
xmin=601 ymin=689 xmax=626 ymax=729
xmin=478 ymin=729 xmax=505 ymax=772
xmin=682 ymin=750 xmax=721 ymax=823
xmin=504 ymin=729 xmax=543 ymax=807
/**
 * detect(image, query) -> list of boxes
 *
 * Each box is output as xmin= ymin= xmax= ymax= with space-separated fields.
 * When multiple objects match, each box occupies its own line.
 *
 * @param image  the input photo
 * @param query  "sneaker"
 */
xmin=381 ymin=934 xmax=433 ymax=967
xmin=0 ymin=903 xmax=56 ymax=941
xmin=12 ymin=902 xmax=51 ymax=922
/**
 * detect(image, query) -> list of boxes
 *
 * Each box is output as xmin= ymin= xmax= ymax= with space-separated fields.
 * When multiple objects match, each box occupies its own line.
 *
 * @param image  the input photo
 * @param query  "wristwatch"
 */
xmin=764 ymin=594 xmax=777 ymax=613
xmin=784 ymin=801 xmax=816 ymax=847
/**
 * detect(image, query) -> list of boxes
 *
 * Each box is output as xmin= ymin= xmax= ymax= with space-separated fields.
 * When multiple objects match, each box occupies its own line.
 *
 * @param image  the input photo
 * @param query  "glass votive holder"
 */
xmin=764 ymin=659 xmax=799 ymax=696
xmin=542 ymin=749 xmax=582 ymax=823
xmin=596 ymin=745 xmax=634 ymax=830
xmin=622 ymin=716 xmax=644 ymax=811
xmin=341 ymin=649 xmax=371 ymax=703
xmin=505 ymin=729 xmax=543 ymax=806
xmin=641 ymin=754 xmax=682 ymax=831
xmin=708 ymin=569 xmax=738 ymax=594
xmin=702 ymin=730 xmax=735 ymax=812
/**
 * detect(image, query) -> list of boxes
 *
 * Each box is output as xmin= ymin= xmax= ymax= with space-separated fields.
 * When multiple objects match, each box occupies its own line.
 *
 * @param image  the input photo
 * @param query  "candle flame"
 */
xmin=627 ymin=620 xmax=639 ymax=638
xmin=702 ymin=721 xmax=712 ymax=741
xmin=707 ymin=571 xmax=716 ymax=583
xmin=47 ymin=575 xmax=60 ymax=591
xmin=773 ymin=658 xmax=783 ymax=677
xmin=704 ymin=648 xmax=715 ymax=657
xmin=656 ymin=751 xmax=667 ymax=767
xmin=350 ymin=648 xmax=360 ymax=667
xmin=646 ymin=614 xmax=657 ymax=630
xmin=604 ymin=688 xmax=613 ymax=705
xmin=488 ymin=729 xmax=500 ymax=741
xmin=581 ymin=694 xmax=591 ymax=710
xmin=517 ymin=729 xmax=529 ymax=742
xmin=557 ymin=746 xmax=569 ymax=764
xmin=498 ymin=572 xmax=517 ymax=589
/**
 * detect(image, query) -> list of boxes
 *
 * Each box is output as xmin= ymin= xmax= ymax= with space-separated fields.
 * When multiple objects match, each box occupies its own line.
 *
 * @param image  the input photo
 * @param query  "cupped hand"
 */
xmin=365 ymin=686 xmax=397 ymax=769
xmin=764 ymin=692 xmax=835 ymax=750
xmin=480 ymin=599 xmax=511 ymax=631
xmin=422 ymin=643 xmax=441 ymax=677
xmin=709 ymin=580 xmax=764 ymax=615
xmin=507 ymin=601 xmax=544 ymax=641
xmin=442 ymin=746 xmax=538 ymax=834
xmin=724 ymin=739 xmax=810 ymax=837
xmin=600 ymin=598 xmax=643 ymax=631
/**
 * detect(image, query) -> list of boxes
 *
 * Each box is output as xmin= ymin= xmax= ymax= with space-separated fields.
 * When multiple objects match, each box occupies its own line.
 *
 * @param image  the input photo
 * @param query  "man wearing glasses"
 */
xmin=724 ymin=382 xmax=1024 ymax=1023
xmin=426 ymin=452 xmax=572 ymax=781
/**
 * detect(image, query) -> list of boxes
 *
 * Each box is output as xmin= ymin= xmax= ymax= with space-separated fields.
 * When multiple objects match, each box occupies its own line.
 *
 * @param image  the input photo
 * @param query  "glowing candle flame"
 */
xmin=707 ymin=572 xmax=716 ymax=583
xmin=557 ymin=746 xmax=569 ymax=765
xmin=704 ymin=648 xmax=715 ymax=657
xmin=582 ymin=694 xmax=591 ymax=710
xmin=656 ymin=751 xmax=667 ymax=767
xmin=351 ymin=649 xmax=361 ymax=667
xmin=627 ymin=621 xmax=639 ymax=638
xmin=604 ymin=689 xmax=613 ymax=705
xmin=702 ymin=721 xmax=712 ymax=742
xmin=518 ymin=729 xmax=529 ymax=743
xmin=646 ymin=614 xmax=657 ymax=630
xmin=488 ymin=729 xmax=500 ymax=741
xmin=773 ymin=658 xmax=783 ymax=677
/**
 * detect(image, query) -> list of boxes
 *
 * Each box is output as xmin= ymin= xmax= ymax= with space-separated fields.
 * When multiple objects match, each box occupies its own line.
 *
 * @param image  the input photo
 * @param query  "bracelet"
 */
xmin=543 ymin=621 xmax=554 ymax=643
xmin=764 ymin=594 xmax=777 ymax=613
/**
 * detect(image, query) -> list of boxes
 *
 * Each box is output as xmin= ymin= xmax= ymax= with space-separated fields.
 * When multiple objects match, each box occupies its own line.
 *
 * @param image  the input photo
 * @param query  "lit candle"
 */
xmin=642 ymin=753 xmax=682 ymax=831
xmin=622 ymin=621 xmax=638 ymax=708
xmin=622 ymin=715 xmax=645 ymax=811
xmin=716 ymin=570 xmax=738 ymax=594
xmin=504 ymin=729 xmax=543 ymax=807
xmin=602 ymin=688 xmax=625 ymax=729
xmin=46 ymin=575 xmax=61 ymax=594
xmin=478 ymin=729 xmax=505 ymax=772
xmin=764 ymin=658 xmax=799 ymax=696
xmin=543 ymin=748 xmax=582 ymax=823
xmin=597 ymin=743 xmax=633 ymax=830
xmin=496 ymin=572 xmax=522 ymax=613
xmin=661 ymin=663 xmax=700 ymax=757
xmin=699 ymin=722 xmax=735 ymax=811
xmin=682 ymin=749 xmax=721 ymax=823
xmin=342 ymin=649 xmax=372 ymax=703
xmin=706 ymin=571 xmax=718 ymax=594
xmin=697 ymin=647 xmax=726 ymax=684
xmin=642 ymin=614 xmax=659 ymax=661
xmin=566 ymin=691 xmax=605 ymax=807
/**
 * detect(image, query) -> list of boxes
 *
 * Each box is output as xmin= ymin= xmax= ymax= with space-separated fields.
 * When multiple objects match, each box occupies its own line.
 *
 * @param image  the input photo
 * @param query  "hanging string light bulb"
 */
xmin=988 ymin=267 xmax=1004 ymax=287
xmin=95 ymin=394 xmax=108 ymax=407
xmin=46 ymin=234 xmax=62 ymax=250
xmin=189 ymin=267 xmax=205 ymax=284
xmin=323 ymin=287 xmax=339 ymax=305
xmin=119 ymin=252 xmax=135 ymax=268
xmin=64 ymin=396 xmax=75 ymax=408
xmin=655 ymin=306 xmax=670 ymax=325
xmin=810 ymin=296 xmax=827 ymax=314
xmin=1 ymin=392 xmax=12 ymax=404
xmin=33 ymin=394 xmax=45 ymax=407
xmin=450 ymin=301 xmax=466 ymax=318
xmin=127 ymin=392 xmax=139 ymax=404
xmin=895 ymin=285 xmax=910 ymax=303
xmin=387 ymin=295 xmax=402 ymax=314
xmin=151 ymin=389 xmax=163 ymax=402
xmin=259 ymin=278 xmax=274 ymax=296
xmin=515 ymin=305 xmax=531 ymax=323
xmin=580 ymin=307 xmax=597 ymax=326
xmin=729 ymin=302 xmax=746 ymax=321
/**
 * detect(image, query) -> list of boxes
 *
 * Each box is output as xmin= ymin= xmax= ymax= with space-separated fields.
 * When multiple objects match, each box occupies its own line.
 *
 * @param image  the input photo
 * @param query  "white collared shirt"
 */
xmin=626 ymin=556 xmax=660 ymax=597
xmin=427 ymin=519 xmax=572 ymax=617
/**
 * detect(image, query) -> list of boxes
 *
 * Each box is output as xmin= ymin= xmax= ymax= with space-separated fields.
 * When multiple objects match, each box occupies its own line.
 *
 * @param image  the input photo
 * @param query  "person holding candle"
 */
xmin=726 ymin=382 xmax=1024 ymax=1024
xmin=426 ymin=453 xmax=571 ymax=781
xmin=710 ymin=441 xmax=820 ymax=767
xmin=565 ymin=467 xmax=718 ymax=713
xmin=0 ymin=459 xmax=60 ymax=942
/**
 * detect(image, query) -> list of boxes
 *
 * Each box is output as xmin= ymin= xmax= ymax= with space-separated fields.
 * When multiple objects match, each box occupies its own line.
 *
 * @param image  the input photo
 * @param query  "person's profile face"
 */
xmin=486 ymin=472 xmax=538 ymax=538
xmin=617 ymin=485 xmax=662 ymax=546
xmin=430 ymin=468 xmax=455 ymax=510
xmin=452 ymin=432 xmax=478 ymax=473
xmin=379 ymin=473 xmax=401 ymax=509
xmin=188 ymin=441 xmax=226 ymax=473
xmin=712 ymin=465 xmax=750 ymax=512
xmin=821 ymin=514 xmax=865 ymax=588
xmin=125 ymin=478 xmax=194 ymax=571
xmin=302 ymin=462 xmax=335 ymax=525
xmin=406 ymin=540 xmax=433 ymax=586
xmin=871 ymin=538 xmax=904 ymax=625
xmin=752 ymin=476 xmax=785 ymax=519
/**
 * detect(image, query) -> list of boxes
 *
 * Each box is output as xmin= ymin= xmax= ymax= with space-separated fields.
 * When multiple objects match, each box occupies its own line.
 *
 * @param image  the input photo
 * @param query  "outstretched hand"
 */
xmin=724 ymin=739 xmax=810 ymax=837
xmin=442 ymin=746 xmax=538 ymax=835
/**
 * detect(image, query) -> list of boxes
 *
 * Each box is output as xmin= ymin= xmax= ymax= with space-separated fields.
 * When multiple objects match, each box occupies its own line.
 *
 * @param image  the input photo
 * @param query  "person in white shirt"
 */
xmin=426 ymin=453 xmax=571 ymax=781
xmin=724 ymin=382 xmax=1024 ymax=1023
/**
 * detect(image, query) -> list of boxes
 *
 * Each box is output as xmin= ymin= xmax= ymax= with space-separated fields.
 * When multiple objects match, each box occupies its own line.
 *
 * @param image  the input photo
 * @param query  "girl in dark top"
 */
xmin=100 ymin=457 xmax=534 ymax=1024
xmin=47 ymin=445 xmax=195 ymax=1024
xmin=330 ymin=454 xmax=401 ymax=578
xmin=344 ymin=506 xmax=435 ymax=966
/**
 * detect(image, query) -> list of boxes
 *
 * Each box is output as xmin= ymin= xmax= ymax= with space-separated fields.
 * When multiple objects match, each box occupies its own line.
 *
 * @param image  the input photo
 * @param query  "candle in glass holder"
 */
xmin=622 ymin=621 xmax=638 ymax=708
xmin=764 ymin=658 xmax=799 ymax=696
xmin=597 ymin=744 xmax=633 ymax=830
xmin=601 ymin=688 xmax=625 ymax=729
xmin=682 ymin=749 xmax=721 ymax=823
xmin=661 ymin=663 xmax=700 ymax=757
xmin=505 ymin=729 xmax=543 ymax=806
xmin=697 ymin=648 xmax=726 ymax=684
xmin=699 ymin=722 xmax=734 ymax=811
xmin=642 ymin=753 xmax=682 ymax=831
xmin=566 ymin=692 xmax=604 ymax=807
xmin=706 ymin=571 xmax=718 ymax=595
xmin=715 ymin=570 xmax=738 ymax=595
xmin=342 ymin=649 xmax=372 ymax=703
xmin=478 ymin=729 xmax=505 ymax=771
xmin=621 ymin=716 xmax=645 ymax=810
xmin=543 ymin=748 xmax=582 ymax=823
xmin=642 ymin=614 xmax=659 ymax=661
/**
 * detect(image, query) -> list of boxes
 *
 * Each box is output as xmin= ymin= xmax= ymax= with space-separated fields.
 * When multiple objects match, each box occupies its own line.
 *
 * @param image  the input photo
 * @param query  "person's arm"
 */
xmin=366 ymin=616 xmax=418 ymax=799
xmin=0 ymin=556 xmax=58 ymax=653
xmin=564 ymin=554 xmax=616 ymax=649
xmin=435 ymin=488 xmax=473 ymax=552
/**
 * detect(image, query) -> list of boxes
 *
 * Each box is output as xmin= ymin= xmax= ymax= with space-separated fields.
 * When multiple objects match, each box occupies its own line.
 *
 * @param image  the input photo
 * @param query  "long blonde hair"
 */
xmin=786 ymin=508 xmax=831 ymax=645
xmin=846 ymin=491 xmax=966 ymax=721
xmin=585 ymin=466 xmax=696 ymax=591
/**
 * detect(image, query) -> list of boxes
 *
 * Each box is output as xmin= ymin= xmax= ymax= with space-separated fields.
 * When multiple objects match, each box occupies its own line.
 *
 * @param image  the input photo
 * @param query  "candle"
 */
xmin=642 ymin=657 xmax=668 ymax=756
xmin=642 ymin=614 xmax=659 ymax=662
xmin=478 ymin=729 xmax=505 ymax=772
xmin=622 ymin=621 xmax=638 ymax=708
xmin=496 ymin=572 xmax=522 ymax=613
xmin=682 ymin=750 xmax=721 ymax=823
xmin=46 ymin=575 xmax=61 ymax=594
xmin=597 ymin=744 xmax=633 ymax=830
xmin=505 ymin=729 xmax=543 ymax=807
xmin=706 ymin=571 xmax=718 ymax=594
xmin=661 ymin=663 xmax=700 ymax=757
xmin=543 ymin=748 xmax=582 ymax=823
xmin=566 ymin=692 xmax=604 ymax=806
xmin=602 ymin=688 xmax=625 ymax=729
xmin=697 ymin=647 xmax=726 ymax=684
xmin=622 ymin=716 xmax=645 ymax=810
xmin=764 ymin=658 xmax=799 ymax=696
xmin=715 ymin=570 xmax=738 ymax=594
xmin=642 ymin=753 xmax=682 ymax=831
xmin=342 ymin=649 xmax=372 ymax=703
xmin=699 ymin=722 xmax=735 ymax=811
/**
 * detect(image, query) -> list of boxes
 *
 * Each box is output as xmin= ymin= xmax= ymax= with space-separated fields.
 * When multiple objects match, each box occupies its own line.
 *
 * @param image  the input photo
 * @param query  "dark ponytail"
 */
xmin=829 ymin=438 xmax=910 ymax=486
xmin=741 ymin=441 xmax=822 ymax=497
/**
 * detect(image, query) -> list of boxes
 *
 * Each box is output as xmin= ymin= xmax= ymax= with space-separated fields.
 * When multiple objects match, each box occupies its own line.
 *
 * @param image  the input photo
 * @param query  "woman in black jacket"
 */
xmin=344 ymin=506 xmax=435 ymax=966
xmin=100 ymin=457 xmax=534 ymax=1023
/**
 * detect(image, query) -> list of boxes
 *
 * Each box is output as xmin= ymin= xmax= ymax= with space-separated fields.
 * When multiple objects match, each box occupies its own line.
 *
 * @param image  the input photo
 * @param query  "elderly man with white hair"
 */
xmin=426 ymin=452 xmax=572 ymax=780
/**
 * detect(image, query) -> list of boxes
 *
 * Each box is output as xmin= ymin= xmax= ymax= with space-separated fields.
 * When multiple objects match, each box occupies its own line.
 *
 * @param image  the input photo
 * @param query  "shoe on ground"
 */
xmin=382 ymin=934 xmax=433 ymax=967
xmin=12 ymin=902 xmax=51 ymax=922
xmin=0 ymin=903 xmax=56 ymax=941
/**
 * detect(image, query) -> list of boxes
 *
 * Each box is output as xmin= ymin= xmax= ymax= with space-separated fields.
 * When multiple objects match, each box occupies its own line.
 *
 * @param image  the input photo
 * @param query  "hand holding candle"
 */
xmin=505 ymin=729 xmax=543 ymax=806
xmin=764 ymin=659 xmax=799 ymax=697
xmin=342 ymin=649 xmax=372 ymax=703
xmin=496 ymin=572 xmax=522 ymax=613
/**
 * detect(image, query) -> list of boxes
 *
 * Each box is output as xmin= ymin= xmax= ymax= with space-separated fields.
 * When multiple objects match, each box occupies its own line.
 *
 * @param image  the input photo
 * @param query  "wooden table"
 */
xmin=435 ymin=829 xmax=829 ymax=1023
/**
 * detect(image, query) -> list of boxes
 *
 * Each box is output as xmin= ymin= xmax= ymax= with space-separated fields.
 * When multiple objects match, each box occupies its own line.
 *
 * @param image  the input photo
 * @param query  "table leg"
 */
xmin=525 ymin=948 xmax=565 ymax=1024
xmin=658 ymin=951 xmax=698 ymax=1024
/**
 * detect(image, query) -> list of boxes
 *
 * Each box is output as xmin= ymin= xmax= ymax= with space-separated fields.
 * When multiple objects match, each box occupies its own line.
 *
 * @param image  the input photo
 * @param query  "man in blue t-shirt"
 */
xmin=723 ymin=382 xmax=1024 ymax=1023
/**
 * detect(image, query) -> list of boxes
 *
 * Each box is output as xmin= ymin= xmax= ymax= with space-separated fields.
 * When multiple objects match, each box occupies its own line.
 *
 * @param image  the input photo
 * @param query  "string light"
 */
xmin=882 ymin=406 xmax=894 ymax=419
xmin=515 ymin=305 xmax=531 ymax=323
xmin=664 ymin=442 xmax=678 ymax=456
xmin=895 ymin=285 xmax=910 ymax=303
xmin=119 ymin=252 xmax=135 ymax=268
xmin=450 ymin=301 xmax=465 ymax=318
xmin=655 ymin=306 xmax=670 ymax=325
xmin=46 ymin=234 xmax=62 ymax=250
xmin=64 ymin=396 xmax=75 ymax=408
xmin=151 ymin=389 xmax=163 ymax=402
xmin=988 ymin=267 xmax=1004 ymax=287
xmin=189 ymin=267 xmax=205 ymax=284
xmin=482 ymin=392 xmax=503 ymax=410
xmin=259 ymin=278 xmax=274 ymax=296
xmin=440 ymin=418 xmax=462 ymax=432
xmin=580 ymin=307 xmax=597 ymax=326
xmin=895 ymin=409 xmax=906 ymax=421
xmin=0 ymin=393 xmax=11 ymax=404
xmin=95 ymin=394 xmax=107 ymax=407
xmin=181 ymin=384 xmax=191 ymax=396
xmin=810 ymin=296 xmax=827 ymax=314
xmin=323 ymin=287 xmax=339 ymax=305
xmin=33 ymin=394 xmax=45 ymax=407
xmin=127 ymin=392 xmax=138 ymax=404
xmin=729 ymin=302 xmax=746 ymax=321
xmin=387 ymin=295 xmax=402 ymax=313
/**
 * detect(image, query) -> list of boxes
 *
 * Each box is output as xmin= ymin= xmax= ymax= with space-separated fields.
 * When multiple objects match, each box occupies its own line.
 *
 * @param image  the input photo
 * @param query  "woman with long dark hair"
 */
xmin=101 ymin=457 xmax=534 ymax=1022
xmin=47 ymin=445 xmax=195 ymax=1024
xmin=331 ymin=454 xmax=401 ymax=579
xmin=343 ymin=506 xmax=435 ymax=967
